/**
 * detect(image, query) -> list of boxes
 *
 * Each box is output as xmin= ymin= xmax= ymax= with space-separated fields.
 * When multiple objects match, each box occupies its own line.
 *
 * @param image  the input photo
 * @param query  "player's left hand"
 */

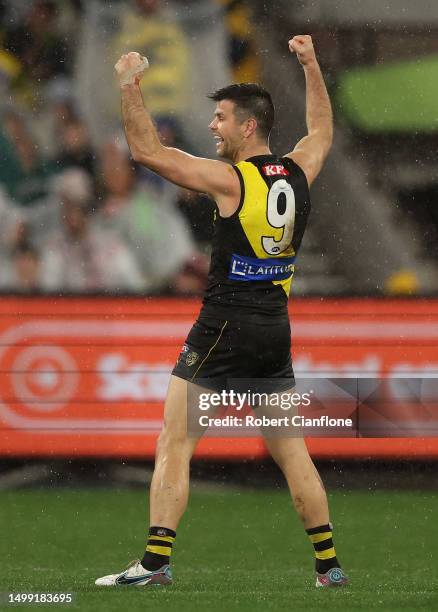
xmin=288 ymin=35 xmax=317 ymax=66
xmin=115 ymin=52 xmax=149 ymax=87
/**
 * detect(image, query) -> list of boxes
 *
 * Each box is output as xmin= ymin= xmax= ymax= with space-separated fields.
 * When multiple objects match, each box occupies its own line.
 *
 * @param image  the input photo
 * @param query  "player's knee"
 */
xmin=270 ymin=447 xmax=300 ymax=470
xmin=156 ymin=427 xmax=190 ymax=457
xmin=268 ymin=439 xmax=308 ymax=468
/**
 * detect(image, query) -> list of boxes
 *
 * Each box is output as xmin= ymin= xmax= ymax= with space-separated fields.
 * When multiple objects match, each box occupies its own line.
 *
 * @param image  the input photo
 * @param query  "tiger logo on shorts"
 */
xmin=185 ymin=351 xmax=199 ymax=367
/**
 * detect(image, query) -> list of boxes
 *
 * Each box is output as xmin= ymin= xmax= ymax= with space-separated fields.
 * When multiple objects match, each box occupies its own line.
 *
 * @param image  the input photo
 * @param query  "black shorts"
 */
xmin=172 ymin=314 xmax=294 ymax=393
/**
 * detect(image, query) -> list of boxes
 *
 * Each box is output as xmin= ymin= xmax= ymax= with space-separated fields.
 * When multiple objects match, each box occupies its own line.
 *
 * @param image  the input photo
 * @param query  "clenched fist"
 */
xmin=288 ymin=35 xmax=316 ymax=66
xmin=115 ymin=52 xmax=149 ymax=87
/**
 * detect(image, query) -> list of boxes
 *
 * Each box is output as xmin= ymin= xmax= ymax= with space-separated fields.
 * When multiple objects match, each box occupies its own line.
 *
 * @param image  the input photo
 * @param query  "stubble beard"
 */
xmin=218 ymin=141 xmax=235 ymax=162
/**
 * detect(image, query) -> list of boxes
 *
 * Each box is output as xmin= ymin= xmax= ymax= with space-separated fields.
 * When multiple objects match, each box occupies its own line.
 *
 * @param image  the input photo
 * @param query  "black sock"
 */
xmin=141 ymin=526 xmax=176 ymax=571
xmin=306 ymin=523 xmax=341 ymax=574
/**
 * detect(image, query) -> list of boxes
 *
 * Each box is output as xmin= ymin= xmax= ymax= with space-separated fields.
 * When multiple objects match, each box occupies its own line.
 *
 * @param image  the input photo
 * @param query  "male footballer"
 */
xmin=96 ymin=35 xmax=348 ymax=589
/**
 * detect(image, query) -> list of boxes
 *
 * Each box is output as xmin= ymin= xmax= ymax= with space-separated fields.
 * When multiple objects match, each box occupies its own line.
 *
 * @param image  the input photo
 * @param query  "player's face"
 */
xmin=209 ymin=100 xmax=244 ymax=161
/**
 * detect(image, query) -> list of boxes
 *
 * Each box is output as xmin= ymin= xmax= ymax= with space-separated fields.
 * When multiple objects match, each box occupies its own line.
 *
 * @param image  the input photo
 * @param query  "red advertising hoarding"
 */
xmin=0 ymin=297 xmax=437 ymax=460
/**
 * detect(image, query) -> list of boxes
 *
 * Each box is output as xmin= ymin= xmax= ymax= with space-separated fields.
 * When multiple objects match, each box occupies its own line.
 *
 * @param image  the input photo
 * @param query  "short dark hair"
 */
xmin=208 ymin=83 xmax=274 ymax=140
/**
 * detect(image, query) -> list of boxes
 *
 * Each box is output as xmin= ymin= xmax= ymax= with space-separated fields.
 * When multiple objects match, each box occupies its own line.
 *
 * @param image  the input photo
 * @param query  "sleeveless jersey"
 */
xmin=202 ymin=154 xmax=311 ymax=319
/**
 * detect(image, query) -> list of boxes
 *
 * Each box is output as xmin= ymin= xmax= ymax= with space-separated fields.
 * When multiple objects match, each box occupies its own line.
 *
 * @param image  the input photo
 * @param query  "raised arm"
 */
xmin=285 ymin=36 xmax=333 ymax=186
xmin=115 ymin=53 xmax=239 ymax=209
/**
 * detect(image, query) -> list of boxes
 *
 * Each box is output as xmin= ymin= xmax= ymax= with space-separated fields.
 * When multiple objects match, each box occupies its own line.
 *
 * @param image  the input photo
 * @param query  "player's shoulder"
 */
xmin=236 ymin=154 xmax=289 ymax=172
xmin=282 ymin=153 xmax=311 ymax=187
xmin=236 ymin=154 xmax=307 ymax=184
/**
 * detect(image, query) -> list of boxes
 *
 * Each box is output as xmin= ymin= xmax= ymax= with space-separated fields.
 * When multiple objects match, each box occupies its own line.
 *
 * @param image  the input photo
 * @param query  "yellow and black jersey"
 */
xmin=201 ymin=154 xmax=311 ymax=320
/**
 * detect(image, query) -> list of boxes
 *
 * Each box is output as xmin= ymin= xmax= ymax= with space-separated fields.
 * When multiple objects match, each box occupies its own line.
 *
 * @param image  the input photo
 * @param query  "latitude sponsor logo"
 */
xmin=229 ymin=253 xmax=295 ymax=282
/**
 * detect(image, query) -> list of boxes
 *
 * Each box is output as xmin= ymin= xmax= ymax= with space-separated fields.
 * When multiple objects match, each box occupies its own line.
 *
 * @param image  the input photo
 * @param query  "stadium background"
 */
xmin=0 ymin=0 xmax=437 ymax=610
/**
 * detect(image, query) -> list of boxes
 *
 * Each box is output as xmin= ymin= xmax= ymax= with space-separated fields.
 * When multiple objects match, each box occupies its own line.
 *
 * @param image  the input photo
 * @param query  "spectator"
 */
xmin=176 ymin=188 xmax=215 ymax=246
xmin=219 ymin=0 xmax=260 ymax=82
xmin=99 ymin=140 xmax=209 ymax=293
xmin=0 ymin=109 xmax=56 ymax=206
xmin=112 ymin=0 xmax=191 ymax=122
xmin=0 ymin=186 xmax=41 ymax=291
xmin=53 ymin=114 xmax=97 ymax=182
xmin=0 ymin=242 xmax=41 ymax=293
xmin=0 ymin=48 xmax=21 ymax=94
xmin=39 ymin=168 xmax=145 ymax=293
xmin=0 ymin=184 xmax=26 ymax=254
xmin=3 ymin=1 xmax=70 ymax=90
xmin=33 ymin=78 xmax=81 ymax=159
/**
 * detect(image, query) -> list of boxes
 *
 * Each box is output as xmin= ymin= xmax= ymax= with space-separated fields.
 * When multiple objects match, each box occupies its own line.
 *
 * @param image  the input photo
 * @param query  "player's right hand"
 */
xmin=288 ymin=35 xmax=316 ymax=66
xmin=115 ymin=52 xmax=149 ymax=87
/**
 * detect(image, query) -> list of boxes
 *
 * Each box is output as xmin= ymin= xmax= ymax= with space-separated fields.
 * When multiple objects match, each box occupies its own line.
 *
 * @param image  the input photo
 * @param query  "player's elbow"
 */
xmin=130 ymin=147 xmax=145 ymax=164
xmin=130 ymin=142 xmax=166 ymax=167
xmin=320 ymin=137 xmax=332 ymax=165
xmin=324 ymin=125 xmax=334 ymax=153
xmin=314 ymin=132 xmax=333 ymax=169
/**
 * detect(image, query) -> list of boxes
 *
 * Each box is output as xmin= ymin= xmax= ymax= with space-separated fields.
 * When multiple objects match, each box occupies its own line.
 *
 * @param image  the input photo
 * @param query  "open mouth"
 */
xmin=214 ymin=135 xmax=224 ymax=146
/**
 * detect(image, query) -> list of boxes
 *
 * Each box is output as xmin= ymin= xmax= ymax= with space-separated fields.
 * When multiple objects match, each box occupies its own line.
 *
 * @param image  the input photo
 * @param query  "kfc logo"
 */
xmin=262 ymin=164 xmax=289 ymax=176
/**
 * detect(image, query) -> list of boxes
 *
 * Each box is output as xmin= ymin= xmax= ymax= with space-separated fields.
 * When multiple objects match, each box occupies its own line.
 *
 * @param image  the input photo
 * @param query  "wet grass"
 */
xmin=1 ymin=488 xmax=437 ymax=611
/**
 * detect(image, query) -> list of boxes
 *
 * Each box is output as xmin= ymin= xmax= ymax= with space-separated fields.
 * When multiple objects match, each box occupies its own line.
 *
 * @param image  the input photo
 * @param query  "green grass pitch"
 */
xmin=1 ymin=487 xmax=437 ymax=611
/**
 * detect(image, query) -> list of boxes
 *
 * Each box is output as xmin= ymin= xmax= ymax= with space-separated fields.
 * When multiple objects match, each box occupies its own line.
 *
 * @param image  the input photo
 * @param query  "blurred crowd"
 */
xmin=0 ymin=0 xmax=258 ymax=294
